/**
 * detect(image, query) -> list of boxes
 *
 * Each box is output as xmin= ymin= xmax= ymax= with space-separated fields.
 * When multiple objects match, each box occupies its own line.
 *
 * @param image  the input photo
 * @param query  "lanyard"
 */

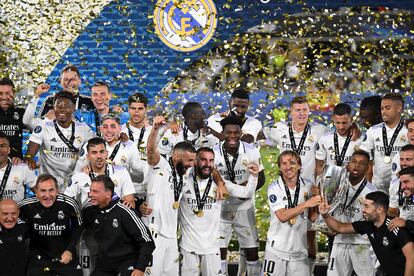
xmin=193 ymin=173 xmax=213 ymax=212
xmin=0 ymin=161 xmax=12 ymax=199
xmin=94 ymin=110 xmax=101 ymax=137
xmin=342 ymin=179 xmax=367 ymax=212
xmin=281 ymin=177 xmax=300 ymax=208
xmin=127 ymin=123 xmax=146 ymax=150
xmin=288 ymin=123 xmax=309 ymax=155
xmin=222 ymin=143 xmax=239 ymax=182
xmin=169 ymin=158 xmax=183 ymax=203
xmin=382 ymin=120 xmax=404 ymax=157
xmin=88 ymin=165 xmax=110 ymax=180
xmin=183 ymin=125 xmax=200 ymax=146
xmin=108 ymin=142 xmax=122 ymax=161
xmin=53 ymin=120 xmax=78 ymax=152
xmin=334 ymin=132 xmax=352 ymax=166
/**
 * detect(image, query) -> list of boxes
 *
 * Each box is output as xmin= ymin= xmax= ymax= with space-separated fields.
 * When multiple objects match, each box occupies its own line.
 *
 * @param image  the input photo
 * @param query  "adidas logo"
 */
xmin=34 ymin=213 xmax=41 ymax=219
xmin=375 ymin=137 xmax=381 ymax=142
xmin=185 ymin=190 xmax=191 ymax=194
xmin=50 ymin=137 xmax=58 ymax=142
xmin=0 ymin=240 xmax=2 ymax=244
xmin=328 ymin=146 xmax=333 ymax=150
xmin=283 ymin=196 xmax=287 ymax=200
xmin=95 ymin=219 xmax=99 ymax=224
xmin=84 ymin=183 xmax=90 ymax=188
xmin=282 ymin=135 xmax=287 ymax=139
xmin=217 ymin=163 xmax=224 ymax=167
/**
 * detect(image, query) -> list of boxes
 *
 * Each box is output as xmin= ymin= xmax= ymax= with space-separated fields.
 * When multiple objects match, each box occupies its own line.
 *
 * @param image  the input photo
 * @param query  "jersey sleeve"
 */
xmin=267 ymin=183 xmax=285 ymax=213
xmin=244 ymin=119 xmax=262 ymax=140
xmin=28 ymin=120 xmax=46 ymax=145
xmin=389 ymin=177 xmax=400 ymax=208
xmin=250 ymin=147 xmax=264 ymax=171
xmin=119 ymin=204 xmax=155 ymax=271
xmin=22 ymin=165 xmax=37 ymax=189
xmin=120 ymin=169 xmax=136 ymax=197
xmin=359 ymin=128 xmax=374 ymax=160
xmin=226 ymin=175 xmax=257 ymax=198
xmin=262 ymin=124 xmax=280 ymax=145
xmin=74 ymin=143 xmax=88 ymax=172
xmin=351 ymin=220 xmax=370 ymax=235
xmin=64 ymin=175 xmax=81 ymax=200
xmin=157 ymin=130 xmax=174 ymax=156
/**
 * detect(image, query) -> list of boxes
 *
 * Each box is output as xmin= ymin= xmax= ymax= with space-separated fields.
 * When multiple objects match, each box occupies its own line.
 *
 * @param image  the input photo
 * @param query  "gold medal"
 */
xmin=384 ymin=156 xmax=391 ymax=164
xmin=194 ymin=210 xmax=204 ymax=217
xmin=289 ymin=217 xmax=297 ymax=225
xmin=173 ymin=201 xmax=179 ymax=209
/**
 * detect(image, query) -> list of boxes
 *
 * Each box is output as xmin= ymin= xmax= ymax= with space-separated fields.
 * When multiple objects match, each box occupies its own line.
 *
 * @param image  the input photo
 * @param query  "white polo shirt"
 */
xmin=0 ymin=162 xmax=37 ymax=202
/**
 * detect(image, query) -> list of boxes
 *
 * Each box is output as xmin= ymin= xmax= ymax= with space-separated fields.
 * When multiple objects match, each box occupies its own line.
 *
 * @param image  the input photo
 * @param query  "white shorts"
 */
xmin=327 ymin=243 xmax=375 ymax=276
xmin=219 ymin=203 xmax=259 ymax=248
xmin=261 ymin=250 xmax=309 ymax=276
xmin=145 ymin=232 xmax=179 ymax=276
xmin=180 ymin=248 xmax=223 ymax=276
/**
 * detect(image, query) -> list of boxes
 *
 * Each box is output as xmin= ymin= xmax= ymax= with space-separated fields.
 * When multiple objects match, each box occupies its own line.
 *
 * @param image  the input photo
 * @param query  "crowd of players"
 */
xmin=0 ymin=64 xmax=414 ymax=276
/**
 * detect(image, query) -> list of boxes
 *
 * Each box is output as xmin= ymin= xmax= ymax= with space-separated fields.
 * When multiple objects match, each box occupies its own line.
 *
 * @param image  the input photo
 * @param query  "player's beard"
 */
xmin=176 ymin=161 xmax=186 ymax=177
xmin=197 ymin=165 xmax=212 ymax=179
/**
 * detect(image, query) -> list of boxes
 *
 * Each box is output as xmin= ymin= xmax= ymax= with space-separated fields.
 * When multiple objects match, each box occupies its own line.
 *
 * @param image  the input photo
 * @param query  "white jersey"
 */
xmin=29 ymin=119 xmax=94 ymax=192
xmin=316 ymin=130 xmax=364 ymax=167
xmin=65 ymin=164 xmax=135 ymax=207
xmin=120 ymin=123 xmax=152 ymax=160
xmin=179 ymin=170 xmax=222 ymax=254
xmin=213 ymin=141 xmax=263 ymax=211
xmin=332 ymin=178 xmax=377 ymax=245
xmin=264 ymin=121 xmax=329 ymax=181
xmin=266 ymin=176 xmax=312 ymax=260
xmin=0 ymin=162 xmax=37 ymax=202
xmin=76 ymin=140 xmax=148 ymax=195
xmin=360 ymin=122 xmax=408 ymax=192
xmin=142 ymin=155 xmax=181 ymax=239
xmin=388 ymin=175 xmax=414 ymax=220
xmin=207 ymin=113 xmax=262 ymax=142
xmin=391 ymin=152 xmax=401 ymax=180
xmin=158 ymin=125 xmax=219 ymax=155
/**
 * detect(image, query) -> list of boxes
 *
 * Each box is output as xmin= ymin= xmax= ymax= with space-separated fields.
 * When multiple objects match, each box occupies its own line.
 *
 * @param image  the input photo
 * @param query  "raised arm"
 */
xmin=319 ymin=201 xmax=356 ymax=234
xmin=146 ymin=116 xmax=165 ymax=166
xmin=276 ymin=195 xmax=321 ymax=223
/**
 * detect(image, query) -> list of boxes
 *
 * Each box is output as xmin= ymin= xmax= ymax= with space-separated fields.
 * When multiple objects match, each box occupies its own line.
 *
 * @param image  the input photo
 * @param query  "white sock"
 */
xmin=308 ymin=257 xmax=316 ymax=276
xmin=246 ymin=260 xmax=261 ymax=276
xmin=221 ymin=260 xmax=228 ymax=276
xmin=237 ymin=252 xmax=247 ymax=276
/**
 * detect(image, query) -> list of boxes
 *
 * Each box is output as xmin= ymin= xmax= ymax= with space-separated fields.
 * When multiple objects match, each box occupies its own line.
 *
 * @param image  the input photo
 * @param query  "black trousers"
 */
xmin=91 ymin=258 xmax=137 ymax=276
xmin=27 ymin=255 xmax=83 ymax=276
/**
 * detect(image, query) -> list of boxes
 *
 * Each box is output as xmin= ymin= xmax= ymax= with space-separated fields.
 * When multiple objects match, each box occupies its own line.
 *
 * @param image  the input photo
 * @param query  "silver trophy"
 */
xmin=311 ymin=165 xmax=349 ymax=233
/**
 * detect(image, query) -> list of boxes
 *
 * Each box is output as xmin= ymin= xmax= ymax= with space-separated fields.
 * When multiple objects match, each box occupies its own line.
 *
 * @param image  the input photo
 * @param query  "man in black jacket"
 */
xmin=0 ymin=199 xmax=29 ymax=276
xmin=18 ymin=174 xmax=83 ymax=276
xmin=83 ymin=175 xmax=155 ymax=276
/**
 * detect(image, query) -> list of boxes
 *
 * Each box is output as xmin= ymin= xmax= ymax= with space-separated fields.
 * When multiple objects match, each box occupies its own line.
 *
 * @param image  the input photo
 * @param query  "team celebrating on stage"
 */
xmin=1 ymin=64 xmax=414 ymax=276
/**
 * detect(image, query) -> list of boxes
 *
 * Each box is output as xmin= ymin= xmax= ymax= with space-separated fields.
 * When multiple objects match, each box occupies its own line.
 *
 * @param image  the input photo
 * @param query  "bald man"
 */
xmin=0 ymin=199 xmax=29 ymax=276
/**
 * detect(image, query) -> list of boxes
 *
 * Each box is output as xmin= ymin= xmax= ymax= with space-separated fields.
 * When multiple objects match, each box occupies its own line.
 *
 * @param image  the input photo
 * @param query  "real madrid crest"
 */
xmin=242 ymin=159 xmax=249 ymax=167
xmin=13 ymin=111 xmax=19 ymax=120
xmin=13 ymin=177 xmax=19 ymax=186
xmin=153 ymin=0 xmax=217 ymax=52
xmin=75 ymin=136 xmax=82 ymax=144
xmin=401 ymin=135 xmax=407 ymax=142
xmin=57 ymin=210 xmax=65 ymax=220
xmin=17 ymin=235 xmax=23 ymax=242
xmin=382 ymin=236 xmax=389 ymax=246
xmin=308 ymin=135 xmax=314 ymax=143
xmin=112 ymin=218 xmax=119 ymax=228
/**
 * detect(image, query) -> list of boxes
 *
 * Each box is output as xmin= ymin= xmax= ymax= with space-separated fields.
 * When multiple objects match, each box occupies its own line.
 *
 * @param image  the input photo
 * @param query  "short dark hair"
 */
xmin=61 ymin=64 xmax=80 ymax=78
xmin=53 ymin=91 xmax=76 ymax=105
xmin=92 ymin=81 xmax=110 ymax=92
xmin=196 ymin=147 xmax=215 ymax=157
xmin=173 ymin=141 xmax=196 ymax=154
xmin=290 ymin=96 xmax=308 ymax=107
xmin=351 ymin=149 xmax=370 ymax=162
xmin=0 ymin=132 xmax=10 ymax=145
xmin=365 ymin=191 xmax=389 ymax=211
xmin=277 ymin=150 xmax=302 ymax=167
xmin=128 ymin=93 xmax=148 ymax=107
xmin=399 ymin=167 xmax=414 ymax=178
xmin=360 ymin=95 xmax=381 ymax=111
xmin=333 ymin=103 xmax=352 ymax=116
xmin=405 ymin=118 xmax=414 ymax=128
xmin=0 ymin=77 xmax=15 ymax=91
xmin=382 ymin=93 xmax=404 ymax=106
xmin=401 ymin=144 xmax=414 ymax=154
xmin=231 ymin=89 xmax=249 ymax=100
xmin=36 ymin=174 xmax=59 ymax=190
xmin=220 ymin=114 xmax=243 ymax=129
xmin=91 ymin=175 xmax=114 ymax=195
xmin=182 ymin=102 xmax=203 ymax=118
xmin=87 ymin=137 xmax=106 ymax=152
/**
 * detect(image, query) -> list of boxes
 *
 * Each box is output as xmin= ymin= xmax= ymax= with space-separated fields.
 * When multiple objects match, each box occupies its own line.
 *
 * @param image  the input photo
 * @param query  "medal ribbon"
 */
xmin=288 ymin=123 xmax=309 ymax=155
xmin=342 ymin=179 xmax=367 ymax=212
xmin=94 ymin=110 xmax=101 ymax=137
xmin=0 ymin=161 xmax=12 ymax=199
xmin=108 ymin=142 xmax=122 ymax=161
xmin=193 ymin=173 xmax=213 ymax=212
xmin=183 ymin=124 xmax=200 ymax=146
xmin=53 ymin=120 xmax=78 ymax=152
xmin=334 ymin=132 xmax=352 ymax=166
xmin=382 ymin=120 xmax=404 ymax=157
xmin=88 ymin=165 xmax=110 ymax=180
xmin=282 ymin=177 xmax=300 ymax=208
xmin=222 ymin=143 xmax=239 ymax=182
xmin=169 ymin=157 xmax=183 ymax=203
xmin=127 ymin=123 xmax=146 ymax=150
